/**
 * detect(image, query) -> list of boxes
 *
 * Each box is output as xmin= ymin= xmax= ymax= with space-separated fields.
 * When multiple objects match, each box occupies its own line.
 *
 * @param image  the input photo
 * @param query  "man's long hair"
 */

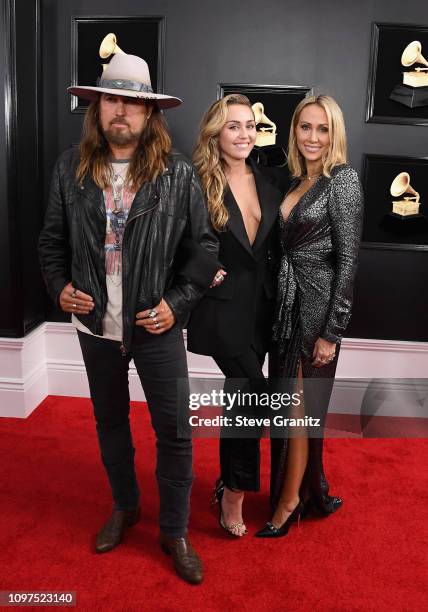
xmin=76 ymin=98 xmax=172 ymax=189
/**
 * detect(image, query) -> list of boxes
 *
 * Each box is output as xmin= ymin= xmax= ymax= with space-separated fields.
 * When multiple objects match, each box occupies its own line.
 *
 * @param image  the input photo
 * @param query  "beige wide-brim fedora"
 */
xmin=67 ymin=53 xmax=182 ymax=109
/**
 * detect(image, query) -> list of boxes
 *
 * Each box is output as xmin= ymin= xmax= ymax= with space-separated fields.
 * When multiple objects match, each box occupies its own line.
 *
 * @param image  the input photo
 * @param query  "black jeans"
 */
xmin=77 ymin=324 xmax=192 ymax=538
xmin=214 ymin=348 xmax=267 ymax=492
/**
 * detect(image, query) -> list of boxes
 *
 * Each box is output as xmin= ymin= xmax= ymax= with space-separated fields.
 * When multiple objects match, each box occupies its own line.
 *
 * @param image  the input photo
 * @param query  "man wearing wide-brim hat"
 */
xmin=39 ymin=51 xmax=219 ymax=585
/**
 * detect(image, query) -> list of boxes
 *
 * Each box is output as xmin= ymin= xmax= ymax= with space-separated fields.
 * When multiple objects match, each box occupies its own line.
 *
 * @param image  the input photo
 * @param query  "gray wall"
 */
xmin=22 ymin=0 xmax=428 ymax=340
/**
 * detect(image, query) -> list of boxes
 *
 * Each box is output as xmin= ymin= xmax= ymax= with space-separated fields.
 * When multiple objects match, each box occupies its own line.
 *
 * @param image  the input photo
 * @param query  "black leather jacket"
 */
xmin=38 ymin=147 xmax=219 ymax=351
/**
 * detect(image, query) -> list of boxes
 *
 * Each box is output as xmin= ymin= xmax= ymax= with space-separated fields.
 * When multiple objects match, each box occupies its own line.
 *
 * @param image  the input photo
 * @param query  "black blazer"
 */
xmin=186 ymin=159 xmax=282 ymax=358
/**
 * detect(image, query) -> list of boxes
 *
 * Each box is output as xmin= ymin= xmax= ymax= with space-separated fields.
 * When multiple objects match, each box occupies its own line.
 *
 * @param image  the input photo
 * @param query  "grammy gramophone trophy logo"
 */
xmin=390 ymin=40 xmax=428 ymax=108
xmin=99 ymin=33 xmax=125 ymax=67
xmin=250 ymin=101 xmax=286 ymax=167
xmin=389 ymin=172 xmax=423 ymax=219
xmin=251 ymin=102 xmax=277 ymax=147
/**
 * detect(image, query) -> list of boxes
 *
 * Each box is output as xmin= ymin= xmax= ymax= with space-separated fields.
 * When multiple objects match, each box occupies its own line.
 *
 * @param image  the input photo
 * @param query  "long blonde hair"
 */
xmin=193 ymin=94 xmax=253 ymax=231
xmin=76 ymin=98 xmax=171 ymax=189
xmin=287 ymin=95 xmax=347 ymax=179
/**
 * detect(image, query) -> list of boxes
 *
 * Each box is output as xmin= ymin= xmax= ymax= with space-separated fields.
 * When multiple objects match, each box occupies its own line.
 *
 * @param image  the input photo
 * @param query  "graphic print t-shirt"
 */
xmin=72 ymin=160 xmax=136 ymax=341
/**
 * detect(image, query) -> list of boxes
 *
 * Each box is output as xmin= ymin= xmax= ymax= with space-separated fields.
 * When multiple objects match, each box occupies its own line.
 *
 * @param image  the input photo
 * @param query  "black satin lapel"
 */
xmin=224 ymin=188 xmax=254 ymax=256
xmin=252 ymin=166 xmax=283 ymax=253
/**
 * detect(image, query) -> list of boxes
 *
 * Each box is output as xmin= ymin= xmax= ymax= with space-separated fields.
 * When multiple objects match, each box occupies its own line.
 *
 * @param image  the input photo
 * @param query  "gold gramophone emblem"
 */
xmin=390 ymin=172 xmax=421 ymax=216
xmin=401 ymin=41 xmax=428 ymax=87
xmin=99 ymin=33 xmax=125 ymax=71
xmin=251 ymin=102 xmax=277 ymax=147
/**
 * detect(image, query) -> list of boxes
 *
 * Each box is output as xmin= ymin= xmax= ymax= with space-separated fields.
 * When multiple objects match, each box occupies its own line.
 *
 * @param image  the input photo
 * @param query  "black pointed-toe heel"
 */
xmin=255 ymin=501 xmax=303 ymax=538
xmin=211 ymin=478 xmax=224 ymax=507
xmin=319 ymin=494 xmax=343 ymax=514
xmin=303 ymin=495 xmax=343 ymax=517
xmin=211 ymin=478 xmax=247 ymax=537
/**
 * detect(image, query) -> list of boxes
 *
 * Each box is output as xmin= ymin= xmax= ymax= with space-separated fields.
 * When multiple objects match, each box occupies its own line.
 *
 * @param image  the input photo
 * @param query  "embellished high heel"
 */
xmin=211 ymin=478 xmax=247 ymax=537
xmin=255 ymin=500 xmax=303 ymax=538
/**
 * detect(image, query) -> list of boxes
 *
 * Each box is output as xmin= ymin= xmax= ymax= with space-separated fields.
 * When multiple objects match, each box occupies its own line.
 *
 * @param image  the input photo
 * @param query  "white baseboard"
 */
xmin=0 ymin=322 xmax=427 ymax=418
xmin=0 ymin=326 xmax=48 ymax=417
xmin=329 ymin=377 xmax=428 ymax=417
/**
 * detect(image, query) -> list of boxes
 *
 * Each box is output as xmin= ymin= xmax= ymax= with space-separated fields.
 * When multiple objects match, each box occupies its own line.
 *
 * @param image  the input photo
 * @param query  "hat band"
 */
xmin=96 ymin=78 xmax=154 ymax=94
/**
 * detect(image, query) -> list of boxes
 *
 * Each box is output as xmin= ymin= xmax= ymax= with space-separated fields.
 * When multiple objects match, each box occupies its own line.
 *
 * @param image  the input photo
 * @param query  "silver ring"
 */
xmin=155 ymin=322 xmax=160 ymax=329
xmin=215 ymin=273 xmax=224 ymax=283
xmin=72 ymin=303 xmax=77 ymax=309
xmin=149 ymin=309 xmax=158 ymax=318
xmin=71 ymin=289 xmax=77 ymax=298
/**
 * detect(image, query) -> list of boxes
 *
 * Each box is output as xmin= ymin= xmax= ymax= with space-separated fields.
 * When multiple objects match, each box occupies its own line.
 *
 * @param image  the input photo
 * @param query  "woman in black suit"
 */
xmin=187 ymin=94 xmax=282 ymax=536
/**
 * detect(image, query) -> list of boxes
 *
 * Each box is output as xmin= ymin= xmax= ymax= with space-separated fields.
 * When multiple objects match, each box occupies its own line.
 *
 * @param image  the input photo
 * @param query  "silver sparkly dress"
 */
xmin=270 ymin=164 xmax=364 ymax=511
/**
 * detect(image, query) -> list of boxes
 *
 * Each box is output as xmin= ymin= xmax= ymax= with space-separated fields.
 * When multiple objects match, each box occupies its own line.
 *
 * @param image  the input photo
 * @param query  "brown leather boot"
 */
xmin=95 ymin=506 xmax=141 ymax=553
xmin=159 ymin=533 xmax=204 ymax=584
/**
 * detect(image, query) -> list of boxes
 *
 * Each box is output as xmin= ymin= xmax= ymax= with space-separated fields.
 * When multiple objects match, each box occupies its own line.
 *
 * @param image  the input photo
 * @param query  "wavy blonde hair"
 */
xmin=76 ymin=97 xmax=171 ymax=189
xmin=288 ymin=95 xmax=347 ymax=179
xmin=193 ymin=94 xmax=253 ymax=231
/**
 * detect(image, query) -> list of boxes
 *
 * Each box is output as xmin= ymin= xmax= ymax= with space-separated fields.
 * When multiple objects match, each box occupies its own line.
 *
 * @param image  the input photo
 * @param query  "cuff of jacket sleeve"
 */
xmin=50 ymin=278 xmax=70 ymax=308
xmin=163 ymin=291 xmax=188 ymax=328
xmin=175 ymin=239 xmax=221 ymax=289
xmin=320 ymin=330 xmax=342 ymax=345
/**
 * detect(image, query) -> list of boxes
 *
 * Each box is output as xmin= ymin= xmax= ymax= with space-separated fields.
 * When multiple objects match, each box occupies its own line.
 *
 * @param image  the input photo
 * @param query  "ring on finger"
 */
xmin=71 ymin=289 xmax=77 ymax=298
xmin=155 ymin=322 xmax=160 ymax=329
xmin=149 ymin=309 xmax=157 ymax=318
xmin=72 ymin=303 xmax=77 ymax=309
xmin=215 ymin=273 xmax=224 ymax=283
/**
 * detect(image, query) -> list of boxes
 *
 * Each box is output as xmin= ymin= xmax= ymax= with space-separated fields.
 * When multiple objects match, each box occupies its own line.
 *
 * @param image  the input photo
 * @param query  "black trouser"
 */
xmin=77 ymin=325 xmax=192 ymax=538
xmin=214 ymin=348 xmax=267 ymax=492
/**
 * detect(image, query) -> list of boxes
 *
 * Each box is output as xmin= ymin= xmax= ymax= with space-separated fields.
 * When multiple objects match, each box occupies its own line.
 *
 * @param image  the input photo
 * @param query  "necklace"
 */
xmin=295 ymin=172 xmax=321 ymax=192
xmin=110 ymin=164 xmax=128 ymax=215
xmin=302 ymin=173 xmax=321 ymax=180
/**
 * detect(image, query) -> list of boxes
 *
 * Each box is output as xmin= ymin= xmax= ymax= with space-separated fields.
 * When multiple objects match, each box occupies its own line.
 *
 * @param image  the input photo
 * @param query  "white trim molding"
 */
xmin=0 ymin=325 xmax=48 ymax=417
xmin=0 ymin=323 xmax=427 ymax=418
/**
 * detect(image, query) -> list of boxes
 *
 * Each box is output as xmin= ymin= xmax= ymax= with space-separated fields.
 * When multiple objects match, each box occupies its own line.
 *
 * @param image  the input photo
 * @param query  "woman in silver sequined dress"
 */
xmin=256 ymin=95 xmax=364 ymax=538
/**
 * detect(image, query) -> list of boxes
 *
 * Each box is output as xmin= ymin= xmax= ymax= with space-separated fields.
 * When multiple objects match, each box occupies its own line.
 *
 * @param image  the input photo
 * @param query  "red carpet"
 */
xmin=0 ymin=396 xmax=427 ymax=611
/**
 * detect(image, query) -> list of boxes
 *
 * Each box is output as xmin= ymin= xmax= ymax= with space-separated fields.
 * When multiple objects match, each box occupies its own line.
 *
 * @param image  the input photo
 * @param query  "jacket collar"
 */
xmin=225 ymin=156 xmax=282 ymax=257
xmin=77 ymin=162 xmax=165 ymax=221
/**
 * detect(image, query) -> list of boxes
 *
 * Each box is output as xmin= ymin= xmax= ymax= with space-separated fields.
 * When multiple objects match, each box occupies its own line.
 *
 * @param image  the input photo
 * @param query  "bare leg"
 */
xmin=270 ymin=365 xmax=308 ymax=528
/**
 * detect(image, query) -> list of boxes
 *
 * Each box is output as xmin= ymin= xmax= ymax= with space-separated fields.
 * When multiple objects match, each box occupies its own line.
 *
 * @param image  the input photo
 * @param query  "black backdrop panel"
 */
xmin=0 ymin=0 xmax=44 ymax=337
xmin=367 ymin=23 xmax=428 ymax=125
xmin=348 ymin=247 xmax=428 ymax=342
xmin=362 ymin=154 xmax=428 ymax=248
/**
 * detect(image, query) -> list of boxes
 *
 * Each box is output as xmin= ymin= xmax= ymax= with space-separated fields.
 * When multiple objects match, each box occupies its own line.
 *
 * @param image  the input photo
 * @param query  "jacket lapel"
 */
xmin=78 ymin=165 xmax=170 ymax=223
xmin=250 ymin=160 xmax=283 ymax=253
xmin=224 ymin=187 xmax=254 ymax=256
xmin=225 ymin=158 xmax=283 ymax=257
xmin=79 ymin=173 xmax=105 ymax=217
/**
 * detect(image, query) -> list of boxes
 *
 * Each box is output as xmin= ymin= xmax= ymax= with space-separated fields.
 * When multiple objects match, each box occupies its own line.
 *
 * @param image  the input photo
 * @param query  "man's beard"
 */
xmin=102 ymin=124 xmax=142 ymax=147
